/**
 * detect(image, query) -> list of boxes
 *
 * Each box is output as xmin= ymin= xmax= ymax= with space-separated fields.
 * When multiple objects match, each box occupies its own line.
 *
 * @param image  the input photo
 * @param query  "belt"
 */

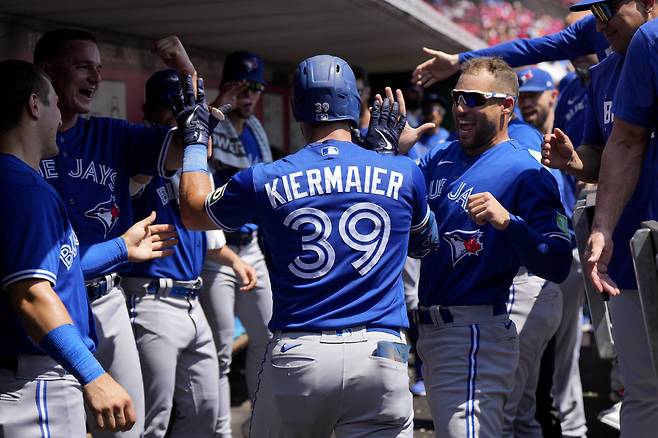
xmin=85 ymin=273 xmax=120 ymax=302
xmin=0 ymin=355 xmax=17 ymax=371
xmin=412 ymin=302 xmax=508 ymax=325
xmin=278 ymin=325 xmax=402 ymax=338
xmin=224 ymin=231 xmax=256 ymax=247
xmin=122 ymin=277 xmax=203 ymax=300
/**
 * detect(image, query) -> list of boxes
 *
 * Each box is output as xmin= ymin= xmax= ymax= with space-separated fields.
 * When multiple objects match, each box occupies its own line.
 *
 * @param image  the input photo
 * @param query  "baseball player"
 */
xmin=175 ymin=55 xmax=438 ymax=437
xmin=412 ymin=57 xmax=572 ymax=438
xmin=0 ymin=59 xmax=135 ymax=437
xmin=120 ymin=69 xmax=256 ymax=438
xmin=33 ymin=29 xmax=196 ymax=437
xmin=413 ymin=13 xmax=609 ymax=88
xmin=407 ymin=93 xmax=450 ymax=160
xmin=201 ymin=50 xmax=274 ymax=437
xmin=544 ymin=1 xmax=658 ymax=435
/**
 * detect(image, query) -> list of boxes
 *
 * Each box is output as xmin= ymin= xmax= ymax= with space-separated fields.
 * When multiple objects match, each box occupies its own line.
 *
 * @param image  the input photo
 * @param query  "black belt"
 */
xmin=225 ymin=231 xmax=256 ymax=247
xmin=412 ymin=302 xmax=508 ymax=325
xmin=0 ymin=356 xmax=17 ymax=371
xmin=86 ymin=275 xmax=120 ymax=302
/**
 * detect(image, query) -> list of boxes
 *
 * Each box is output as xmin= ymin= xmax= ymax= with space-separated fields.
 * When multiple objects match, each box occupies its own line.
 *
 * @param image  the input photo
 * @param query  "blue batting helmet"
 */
xmin=145 ymin=69 xmax=179 ymax=106
xmin=292 ymin=55 xmax=360 ymax=126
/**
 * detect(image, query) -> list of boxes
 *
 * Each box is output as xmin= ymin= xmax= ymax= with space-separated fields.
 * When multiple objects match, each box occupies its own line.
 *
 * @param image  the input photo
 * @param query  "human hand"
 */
xmin=412 ymin=47 xmax=460 ymax=88
xmin=467 ymin=192 xmax=511 ymax=230
xmin=83 ymin=373 xmax=136 ymax=432
xmin=122 ymin=211 xmax=177 ymax=262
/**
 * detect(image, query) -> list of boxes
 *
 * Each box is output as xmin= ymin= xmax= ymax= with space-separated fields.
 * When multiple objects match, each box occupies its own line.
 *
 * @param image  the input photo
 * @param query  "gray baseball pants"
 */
xmin=125 ymin=285 xmax=220 ymax=438
xmin=201 ymin=239 xmax=273 ymax=437
xmin=610 ymin=289 xmax=658 ymax=437
xmin=87 ymin=285 xmax=145 ymax=438
xmin=504 ymin=271 xmax=563 ymax=438
xmin=250 ymin=327 xmax=414 ymax=438
xmin=0 ymin=355 xmax=86 ymax=438
xmin=553 ymin=250 xmax=587 ymax=437
xmin=418 ymin=305 xmax=519 ymax=438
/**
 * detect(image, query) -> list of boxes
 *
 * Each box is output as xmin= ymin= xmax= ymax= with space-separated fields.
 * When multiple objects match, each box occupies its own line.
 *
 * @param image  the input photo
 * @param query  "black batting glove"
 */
xmin=363 ymin=97 xmax=406 ymax=154
xmin=173 ymin=75 xmax=212 ymax=147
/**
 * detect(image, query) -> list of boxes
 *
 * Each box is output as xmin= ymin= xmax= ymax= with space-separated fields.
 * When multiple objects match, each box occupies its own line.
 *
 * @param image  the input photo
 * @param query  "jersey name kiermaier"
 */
xmin=125 ymin=174 xmax=206 ymax=281
xmin=205 ymin=140 xmax=430 ymax=331
xmin=0 ymin=154 xmax=96 ymax=355
xmin=38 ymin=116 xmax=172 ymax=253
xmin=582 ymin=52 xmax=656 ymax=289
xmin=418 ymin=140 xmax=569 ymax=308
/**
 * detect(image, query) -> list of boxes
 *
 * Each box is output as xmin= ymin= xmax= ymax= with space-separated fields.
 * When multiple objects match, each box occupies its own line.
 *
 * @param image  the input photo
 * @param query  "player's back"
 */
xmin=249 ymin=140 xmax=425 ymax=332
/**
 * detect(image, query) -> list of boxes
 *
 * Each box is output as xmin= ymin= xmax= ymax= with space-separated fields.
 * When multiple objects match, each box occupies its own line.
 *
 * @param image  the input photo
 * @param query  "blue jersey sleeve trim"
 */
xmin=204 ymin=190 xmax=241 ymax=232
xmin=410 ymin=208 xmax=431 ymax=233
xmin=3 ymin=269 xmax=57 ymax=289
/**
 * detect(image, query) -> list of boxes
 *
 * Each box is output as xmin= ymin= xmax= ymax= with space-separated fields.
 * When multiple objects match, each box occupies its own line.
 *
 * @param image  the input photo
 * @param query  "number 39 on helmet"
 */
xmin=292 ymin=55 xmax=361 ymax=126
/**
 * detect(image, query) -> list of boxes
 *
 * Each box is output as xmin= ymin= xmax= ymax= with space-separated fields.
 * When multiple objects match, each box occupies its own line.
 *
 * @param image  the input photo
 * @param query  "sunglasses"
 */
xmin=247 ymin=82 xmax=265 ymax=93
xmin=451 ymin=89 xmax=513 ymax=108
xmin=591 ymin=0 xmax=622 ymax=23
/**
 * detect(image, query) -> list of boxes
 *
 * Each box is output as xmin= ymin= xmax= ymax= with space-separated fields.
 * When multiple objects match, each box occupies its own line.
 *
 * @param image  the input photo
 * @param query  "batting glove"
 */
xmin=363 ymin=97 xmax=406 ymax=154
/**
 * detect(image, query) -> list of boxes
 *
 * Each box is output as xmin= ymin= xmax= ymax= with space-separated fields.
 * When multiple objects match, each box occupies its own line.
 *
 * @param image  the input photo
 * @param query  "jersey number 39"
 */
xmin=283 ymin=202 xmax=391 ymax=279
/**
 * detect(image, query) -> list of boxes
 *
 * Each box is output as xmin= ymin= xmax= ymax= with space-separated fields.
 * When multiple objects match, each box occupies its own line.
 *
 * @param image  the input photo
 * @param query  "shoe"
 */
xmin=410 ymin=379 xmax=426 ymax=396
xmin=597 ymin=401 xmax=621 ymax=431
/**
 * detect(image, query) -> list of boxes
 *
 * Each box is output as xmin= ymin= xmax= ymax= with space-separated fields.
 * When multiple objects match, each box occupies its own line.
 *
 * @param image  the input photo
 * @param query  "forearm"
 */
xmin=79 ymin=238 xmax=128 ymax=278
xmin=565 ymin=144 xmax=601 ymax=183
xmin=503 ymin=215 xmax=572 ymax=283
xmin=9 ymin=280 xmax=73 ymax=342
xmin=592 ymin=121 xmax=648 ymax=233
xmin=180 ymin=169 xmax=214 ymax=230
xmin=206 ymin=245 xmax=241 ymax=267
xmin=408 ymin=211 xmax=439 ymax=258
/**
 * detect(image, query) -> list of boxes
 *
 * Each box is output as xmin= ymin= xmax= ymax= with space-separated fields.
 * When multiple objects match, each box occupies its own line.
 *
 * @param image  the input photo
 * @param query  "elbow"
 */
xmin=180 ymin=208 xmax=206 ymax=231
xmin=542 ymin=243 xmax=572 ymax=283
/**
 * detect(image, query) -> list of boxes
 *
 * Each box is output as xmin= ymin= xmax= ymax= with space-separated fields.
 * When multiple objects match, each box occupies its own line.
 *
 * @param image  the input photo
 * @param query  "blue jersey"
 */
xmin=612 ymin=19 xmax=658 ymax=219
xmin=583 ymin=52 xmax=654 ymax=289
xmin=408 ymin=128 xmax=450 ymax=160
xmin=205 ymin=140 xmax=430 ymax=331
xmin=0 ymin=154 xmax=96 ymax=356
xmin=124 ymin=174 xmax=206 ymax=281
xmin=418 ymin=140 xmax=570 ymax=308
xmin=555 ymin=72 xmax=589 ymax=148
xmin=39 ymin=116 xmax=172 ymax=277
xmin=460 ymin=15 xmax=610 ymax=66
xmin=509 ymin=119 xmax=575 ymax=221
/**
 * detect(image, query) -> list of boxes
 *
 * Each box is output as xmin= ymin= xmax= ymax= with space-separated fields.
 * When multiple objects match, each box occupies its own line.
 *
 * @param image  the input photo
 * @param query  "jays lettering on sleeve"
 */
xmin=459 ymin=14 xmax=609 ymax=66
xmin=417 ymin=140 xmax=571 ymax=309
xmin=205 ymin=140 xmax=429 ymax=331
xmin=0 ymin=154 xmax=96 ymax=356
xmin=39 ymin=117 xmax=173 ymax=274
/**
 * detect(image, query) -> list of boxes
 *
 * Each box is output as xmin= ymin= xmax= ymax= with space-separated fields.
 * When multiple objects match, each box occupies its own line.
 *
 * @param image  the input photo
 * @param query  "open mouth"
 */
xmin=457 ymin=120 xmax=476 ymax=132
xmin=79 ymin=88 xmax=96 ymax=100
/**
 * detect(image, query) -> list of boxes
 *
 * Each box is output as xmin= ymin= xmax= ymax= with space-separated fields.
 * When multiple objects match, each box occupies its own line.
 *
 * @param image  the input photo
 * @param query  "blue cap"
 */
xmin=570 ymin=0 xmax=607 ymax=12
xmin=145 ymin=69 xmax=179 ymax=106
xmin=517 ymin=67 xmax=555 ymax=92
xmin=292 ymin=55 xmax=360 ymax=126
xmin=221 ymin=50 xmax=266 ymax=85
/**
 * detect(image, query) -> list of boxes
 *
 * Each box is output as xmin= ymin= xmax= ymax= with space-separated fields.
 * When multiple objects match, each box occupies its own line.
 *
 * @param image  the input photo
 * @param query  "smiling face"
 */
xmin=518 ymin=90 xmax=556 ymax=132
xmin=596 ymin=0 xmax=649 ymax=54
xmin=38 ymin=82 xmax=63 ymax=158
xmin=44 ymin=39 xmax=101 ymax=122
xmin=453 ymin=71 xmax=512 ymax=153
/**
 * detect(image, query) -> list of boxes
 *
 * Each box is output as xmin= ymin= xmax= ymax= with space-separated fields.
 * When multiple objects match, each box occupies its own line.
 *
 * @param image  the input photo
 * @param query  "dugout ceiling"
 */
xmin=0 ymin=0 xmax=485 ymax=73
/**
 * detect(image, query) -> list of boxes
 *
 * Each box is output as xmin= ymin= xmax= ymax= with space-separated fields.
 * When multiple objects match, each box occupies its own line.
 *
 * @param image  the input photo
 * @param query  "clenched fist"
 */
xmin=467 ymin=192 xmax=510 ymax=230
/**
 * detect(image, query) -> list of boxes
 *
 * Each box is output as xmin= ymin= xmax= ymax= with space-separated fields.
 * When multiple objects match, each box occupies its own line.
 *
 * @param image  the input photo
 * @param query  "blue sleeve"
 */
xmin=78 ymin=238 xmax=128 ymax=278
xmin=205 ymin=167 xmax=258 ymax=231
xmin=0 ymin=187 xmax=65 ymax=289
xmin=581 ymin=84 xmax=604 ymax=148
xmin=504 ymin=167 xmax=572 ymax=283
xmin=409 ymin=164 xmax=430 ymax=231
xmin=120 ymin=120 xmax=175 ymax=177
xmin=459 ymin=15 xmax=607 ymax=66
xmin=612 ymin=27 xmax=658 ymax=128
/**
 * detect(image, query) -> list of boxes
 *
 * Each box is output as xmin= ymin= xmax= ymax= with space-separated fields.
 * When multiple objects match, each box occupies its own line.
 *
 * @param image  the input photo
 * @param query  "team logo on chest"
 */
xmin=85 ymin=195 xmax=120 ymax=237
xmin=443 ymin=229 xmax=484 ymax=266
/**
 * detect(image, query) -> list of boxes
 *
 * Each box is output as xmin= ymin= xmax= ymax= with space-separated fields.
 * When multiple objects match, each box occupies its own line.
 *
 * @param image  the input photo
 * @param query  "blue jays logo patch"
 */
xmin=243 ymin=58 xmax=258 ymax=72
xmin=85 ymin=195 xmax=120 ymax=237
xmin=443 ymin=229 xmax=484 ymax=266
xmin=519 ymin=70 xmax=534 ymax=85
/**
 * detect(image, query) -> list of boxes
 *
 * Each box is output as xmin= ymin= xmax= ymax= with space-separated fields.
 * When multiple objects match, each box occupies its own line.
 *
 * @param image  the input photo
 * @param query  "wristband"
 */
xmin=39 ymin=324 xmax=105 ymax=385
xmin=182 ymin=144 xmax=209 ymax=173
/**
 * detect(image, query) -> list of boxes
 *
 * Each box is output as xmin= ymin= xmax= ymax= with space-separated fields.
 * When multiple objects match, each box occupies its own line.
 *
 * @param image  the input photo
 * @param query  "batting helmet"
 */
xmin=145 ymin=69 xmax=180 ymax=106
xmin=292 ymin=55 xmax=360 ymax=126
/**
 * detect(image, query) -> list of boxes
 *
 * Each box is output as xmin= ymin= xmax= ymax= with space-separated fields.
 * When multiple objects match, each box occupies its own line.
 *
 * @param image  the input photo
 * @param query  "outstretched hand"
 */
xmin=122 ymin=211 xmax=178 ymax=262
xmin=412 ymin=47 xmax=460 ymax=88
xmin=542 ymin=128 xmax=577 ymax=171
